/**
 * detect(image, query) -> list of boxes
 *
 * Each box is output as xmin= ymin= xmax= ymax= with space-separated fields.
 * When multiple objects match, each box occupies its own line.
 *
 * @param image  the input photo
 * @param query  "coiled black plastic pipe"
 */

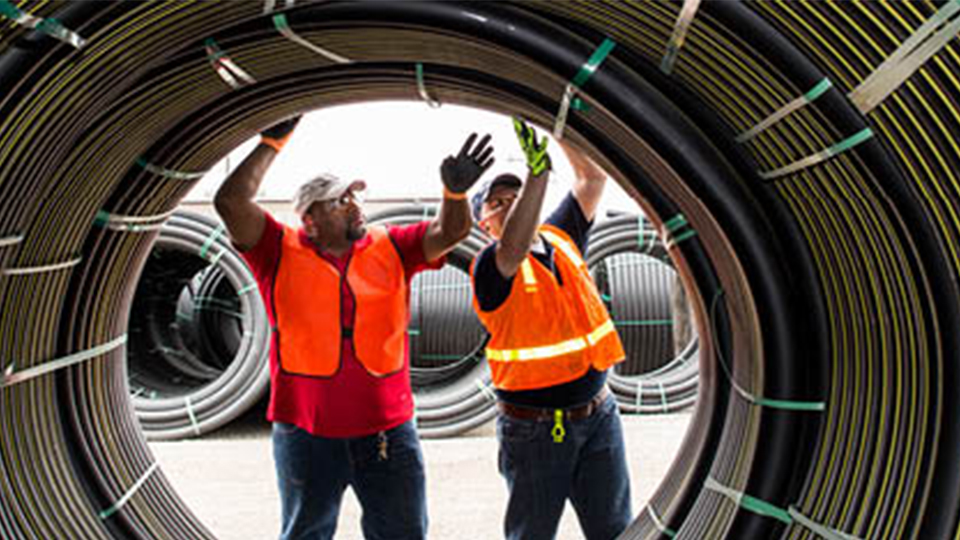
xmin=2 ymin=2 xmax=959 ymax=539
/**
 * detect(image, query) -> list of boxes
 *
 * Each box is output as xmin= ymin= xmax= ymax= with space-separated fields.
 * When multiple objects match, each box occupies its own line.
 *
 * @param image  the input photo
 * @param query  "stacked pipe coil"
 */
xmin=365 ymin=205 xmax=497 ymax=439
xmin=588 ymin=215 xmax=700 ymax=414
xmin=127 ymin=211 xmax=270 ymax=440
xmin=2 ymin=2 xmax=960 ymax=539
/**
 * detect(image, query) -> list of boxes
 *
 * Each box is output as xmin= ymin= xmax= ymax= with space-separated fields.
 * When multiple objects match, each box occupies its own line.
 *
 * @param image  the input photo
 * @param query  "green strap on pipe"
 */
xmin=829 ymin=127 xmax=874 ymax=155
xmin=200 ymin=224 xmax=226 ymax=260
xmin=759 ymin=128 xmax=874 ymax=181
xmin=737 ymin=78 xmax=833 ymax=143
xmin=205 ymin=38 xmax=257 ymax=88
xmin=804 ymin=77 xmax=835 ymax=102
xmin=663 ymin=213 xmax=697 ymax=248
xmin=731 ymin=380 xmax=826 ymax=411
xmin=184 ymin=395 xmax=201 ymax=436
xmin=0 ymin=0 xmax=86 ymax=48
xmin=614 ymin=319 xmax=674 ymax=327
xmin=710 ymin=290 xmax=826 ymax=412
xmin=416 ymin=63 xmax=441 ymax=108
xmin=571 ymin=38 xmax=616 ymax=88
xmin=704 ymin=477 xmax=862 ymax=539
xmin=208 ymin=250 xmax=226 ymax=266
xmin=236 ymin=283 xmax=259 ymax=296
xmin=554 ymin=37 xmax=616 ymax=139
xmin=93 ymin=209 xmax=173 ymax=232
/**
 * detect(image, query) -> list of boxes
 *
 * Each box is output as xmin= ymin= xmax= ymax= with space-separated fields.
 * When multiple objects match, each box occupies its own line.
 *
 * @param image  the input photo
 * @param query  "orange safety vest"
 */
xmin=273 ymin=225 xmax=408 ymax=378
xmin=472 ymin=224 xmax=625 ymax=391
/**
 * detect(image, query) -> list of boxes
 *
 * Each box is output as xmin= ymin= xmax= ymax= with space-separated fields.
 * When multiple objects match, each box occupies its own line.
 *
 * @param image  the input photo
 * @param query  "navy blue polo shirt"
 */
xmin=472 ymin=192 xmax=607 ymax=408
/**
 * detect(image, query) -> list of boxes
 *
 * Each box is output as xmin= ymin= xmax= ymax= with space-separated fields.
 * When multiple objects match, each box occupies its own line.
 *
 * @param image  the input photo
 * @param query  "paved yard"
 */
xmin=151 ymin=412 xmax=692 ymax=539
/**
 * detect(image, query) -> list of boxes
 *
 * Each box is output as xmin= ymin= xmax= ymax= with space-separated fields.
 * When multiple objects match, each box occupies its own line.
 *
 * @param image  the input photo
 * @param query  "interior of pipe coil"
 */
xmin=3 ymin=1 xmax=960 ymax=539
xmin=129 ymin=246 xmax=240 ymax=396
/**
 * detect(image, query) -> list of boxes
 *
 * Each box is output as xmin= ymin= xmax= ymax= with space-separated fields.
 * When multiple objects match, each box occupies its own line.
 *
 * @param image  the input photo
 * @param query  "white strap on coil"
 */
xmin=3 ymin=256 xmax=81 ymax=276
xmin=849 ymin=0 xmax=960 ymax=114
xmin=273 ymin=13 xmax=352 ymax=64
xmin=1 ymin=335 xmax=127 ymax=388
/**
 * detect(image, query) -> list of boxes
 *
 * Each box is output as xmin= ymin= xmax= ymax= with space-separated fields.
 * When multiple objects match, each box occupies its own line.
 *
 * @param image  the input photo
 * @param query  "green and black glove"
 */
xmin=512 ymin=117 xmax=551 ymax=176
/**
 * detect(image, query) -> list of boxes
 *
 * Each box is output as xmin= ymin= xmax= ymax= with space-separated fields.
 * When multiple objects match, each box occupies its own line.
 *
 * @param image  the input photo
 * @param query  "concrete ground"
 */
xmin=151 ymin=410 xmax=692 ymax=539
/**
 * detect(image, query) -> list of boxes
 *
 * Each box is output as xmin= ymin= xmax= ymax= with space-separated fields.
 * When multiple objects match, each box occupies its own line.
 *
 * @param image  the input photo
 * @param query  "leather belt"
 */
xmin=497 ymin=387 xmax=609 ymax=422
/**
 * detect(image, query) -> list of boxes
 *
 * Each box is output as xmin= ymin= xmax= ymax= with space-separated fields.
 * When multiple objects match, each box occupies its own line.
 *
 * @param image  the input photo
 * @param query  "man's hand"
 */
xmin=441 ymin=133 xmax=494 ymax=194
xmin=513 ymin=117 xmax=551 ymax=177
xmin=260 ymin=115 xmax=302 ymax=152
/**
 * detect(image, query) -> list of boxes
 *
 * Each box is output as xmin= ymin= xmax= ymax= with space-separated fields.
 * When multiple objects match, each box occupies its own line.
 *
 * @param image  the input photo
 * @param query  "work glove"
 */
xmin=441 ymin=133 xmax=495 ymax=195
xmin=260 ymin=115 xmax=302 ymax=152
xmin=513 ymin=117 xmax=551 ymax=177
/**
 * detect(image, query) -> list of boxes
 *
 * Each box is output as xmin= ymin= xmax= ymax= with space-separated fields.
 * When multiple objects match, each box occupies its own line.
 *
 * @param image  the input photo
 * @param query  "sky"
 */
xmin=187 ymin=101 xmax=640 ymax=219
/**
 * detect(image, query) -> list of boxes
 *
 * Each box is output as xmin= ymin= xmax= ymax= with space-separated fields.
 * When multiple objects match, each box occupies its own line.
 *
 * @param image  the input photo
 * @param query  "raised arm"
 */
xmin=495 ymin=117 xmax=552 ymax=278
xmin=560 ymin=139 xmax=606 ymax=222
xmin=213 ymin=116 xmax=300 ymax=251
xmin=423 ymin=133 xmax=494 ymax=262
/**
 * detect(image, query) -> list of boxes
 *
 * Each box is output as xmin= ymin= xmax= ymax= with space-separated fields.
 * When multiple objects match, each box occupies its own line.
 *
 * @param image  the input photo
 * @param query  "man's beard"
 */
xmin=346 ymin=224 xmax=366 ymax=242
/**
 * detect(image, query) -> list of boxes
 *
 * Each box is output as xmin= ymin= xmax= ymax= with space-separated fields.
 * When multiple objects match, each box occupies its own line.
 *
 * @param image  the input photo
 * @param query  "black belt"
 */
xmin=497 ymin=387 xmax=609 ymax=422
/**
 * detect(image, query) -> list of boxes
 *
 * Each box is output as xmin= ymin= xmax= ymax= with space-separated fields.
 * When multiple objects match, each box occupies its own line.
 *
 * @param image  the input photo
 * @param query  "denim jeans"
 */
xmin=497 ymin=393 xmax=632 ymax=540
xmin=272 ymin=420 xmax=427 ymax=540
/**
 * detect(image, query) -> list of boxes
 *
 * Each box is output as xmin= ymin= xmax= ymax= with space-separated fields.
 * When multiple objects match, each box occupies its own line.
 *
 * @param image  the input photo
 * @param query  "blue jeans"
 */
xmin=272 ymin=420 xmax=427 ymax=540
xmin=497 ymin=394 xmax=632 ymax=540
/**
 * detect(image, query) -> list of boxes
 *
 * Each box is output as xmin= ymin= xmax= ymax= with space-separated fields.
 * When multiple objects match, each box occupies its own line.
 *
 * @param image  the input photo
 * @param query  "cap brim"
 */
xmin=329 ymin=179 xmax=367 ymax=200
xmin=483 ymin=176 xmax=522 ymax=203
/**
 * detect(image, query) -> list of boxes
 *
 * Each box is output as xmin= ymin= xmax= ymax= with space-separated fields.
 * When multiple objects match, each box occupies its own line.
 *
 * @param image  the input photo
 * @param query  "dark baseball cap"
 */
xmin=471 ymin=173 xmax=523 ymax=221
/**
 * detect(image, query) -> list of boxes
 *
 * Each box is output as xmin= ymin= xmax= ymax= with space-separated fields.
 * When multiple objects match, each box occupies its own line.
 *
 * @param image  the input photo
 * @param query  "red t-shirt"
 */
xmin=240 ymin=212 xmax=443 ymax=438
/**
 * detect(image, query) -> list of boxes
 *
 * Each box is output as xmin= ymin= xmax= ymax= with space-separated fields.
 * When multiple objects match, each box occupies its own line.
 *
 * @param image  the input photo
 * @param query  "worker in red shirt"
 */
xmin=214 ymin=115 xmax=494 ymax=540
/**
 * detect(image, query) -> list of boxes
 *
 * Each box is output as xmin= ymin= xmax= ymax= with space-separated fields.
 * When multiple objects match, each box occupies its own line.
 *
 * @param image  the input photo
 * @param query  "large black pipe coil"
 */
xmin=2 ymin=2 xmax=960 ymax=539
xmin=127 ymin=211 xmax=270 ymax=441
xmin=588 ymin=215 xmax=700 ymax=415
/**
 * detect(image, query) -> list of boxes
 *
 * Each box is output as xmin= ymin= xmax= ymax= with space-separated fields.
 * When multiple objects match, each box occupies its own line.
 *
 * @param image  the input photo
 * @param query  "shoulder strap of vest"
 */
xmin=539 ymin=224 xmax=586 ymax=269
xmin=367 ymin=224 xmax=405 ymax=262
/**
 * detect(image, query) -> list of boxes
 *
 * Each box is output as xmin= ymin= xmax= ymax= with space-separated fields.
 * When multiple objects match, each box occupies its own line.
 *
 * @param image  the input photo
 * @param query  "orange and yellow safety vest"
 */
xmin=473 ymin=224 xmax=625 ymax=391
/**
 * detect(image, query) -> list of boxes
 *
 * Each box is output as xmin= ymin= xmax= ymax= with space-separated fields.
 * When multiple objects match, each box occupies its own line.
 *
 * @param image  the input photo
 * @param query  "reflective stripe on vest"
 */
xmin=520 ymin=259 xmax=538 ymax=292
xmin=486 ymin=319 xmax=617 ymax=361
xmin=540 ymin=228 xmax=587 ymax=270
xmin=473 ymin=224 xmax=625 ymax=391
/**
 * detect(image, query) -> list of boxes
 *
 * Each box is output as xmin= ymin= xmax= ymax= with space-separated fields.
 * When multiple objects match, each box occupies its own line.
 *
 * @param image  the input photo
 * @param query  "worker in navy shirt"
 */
xmin=470 ymin=118 xmax=632 ymax=540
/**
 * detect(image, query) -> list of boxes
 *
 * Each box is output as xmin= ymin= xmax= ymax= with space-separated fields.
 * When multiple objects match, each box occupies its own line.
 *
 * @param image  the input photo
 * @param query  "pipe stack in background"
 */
xmin=589 ymin=215 xmax=699 ymax=414
xmin=127 ymin=211 xmax=270 ymax=440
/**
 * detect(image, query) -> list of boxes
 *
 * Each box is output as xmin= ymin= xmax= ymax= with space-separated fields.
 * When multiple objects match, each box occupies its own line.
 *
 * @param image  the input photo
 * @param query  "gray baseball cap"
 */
xmin=471 ymin=173 xmax=523 ymax=221
xmin=292 ymin=173 xmax=366 ymax=215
